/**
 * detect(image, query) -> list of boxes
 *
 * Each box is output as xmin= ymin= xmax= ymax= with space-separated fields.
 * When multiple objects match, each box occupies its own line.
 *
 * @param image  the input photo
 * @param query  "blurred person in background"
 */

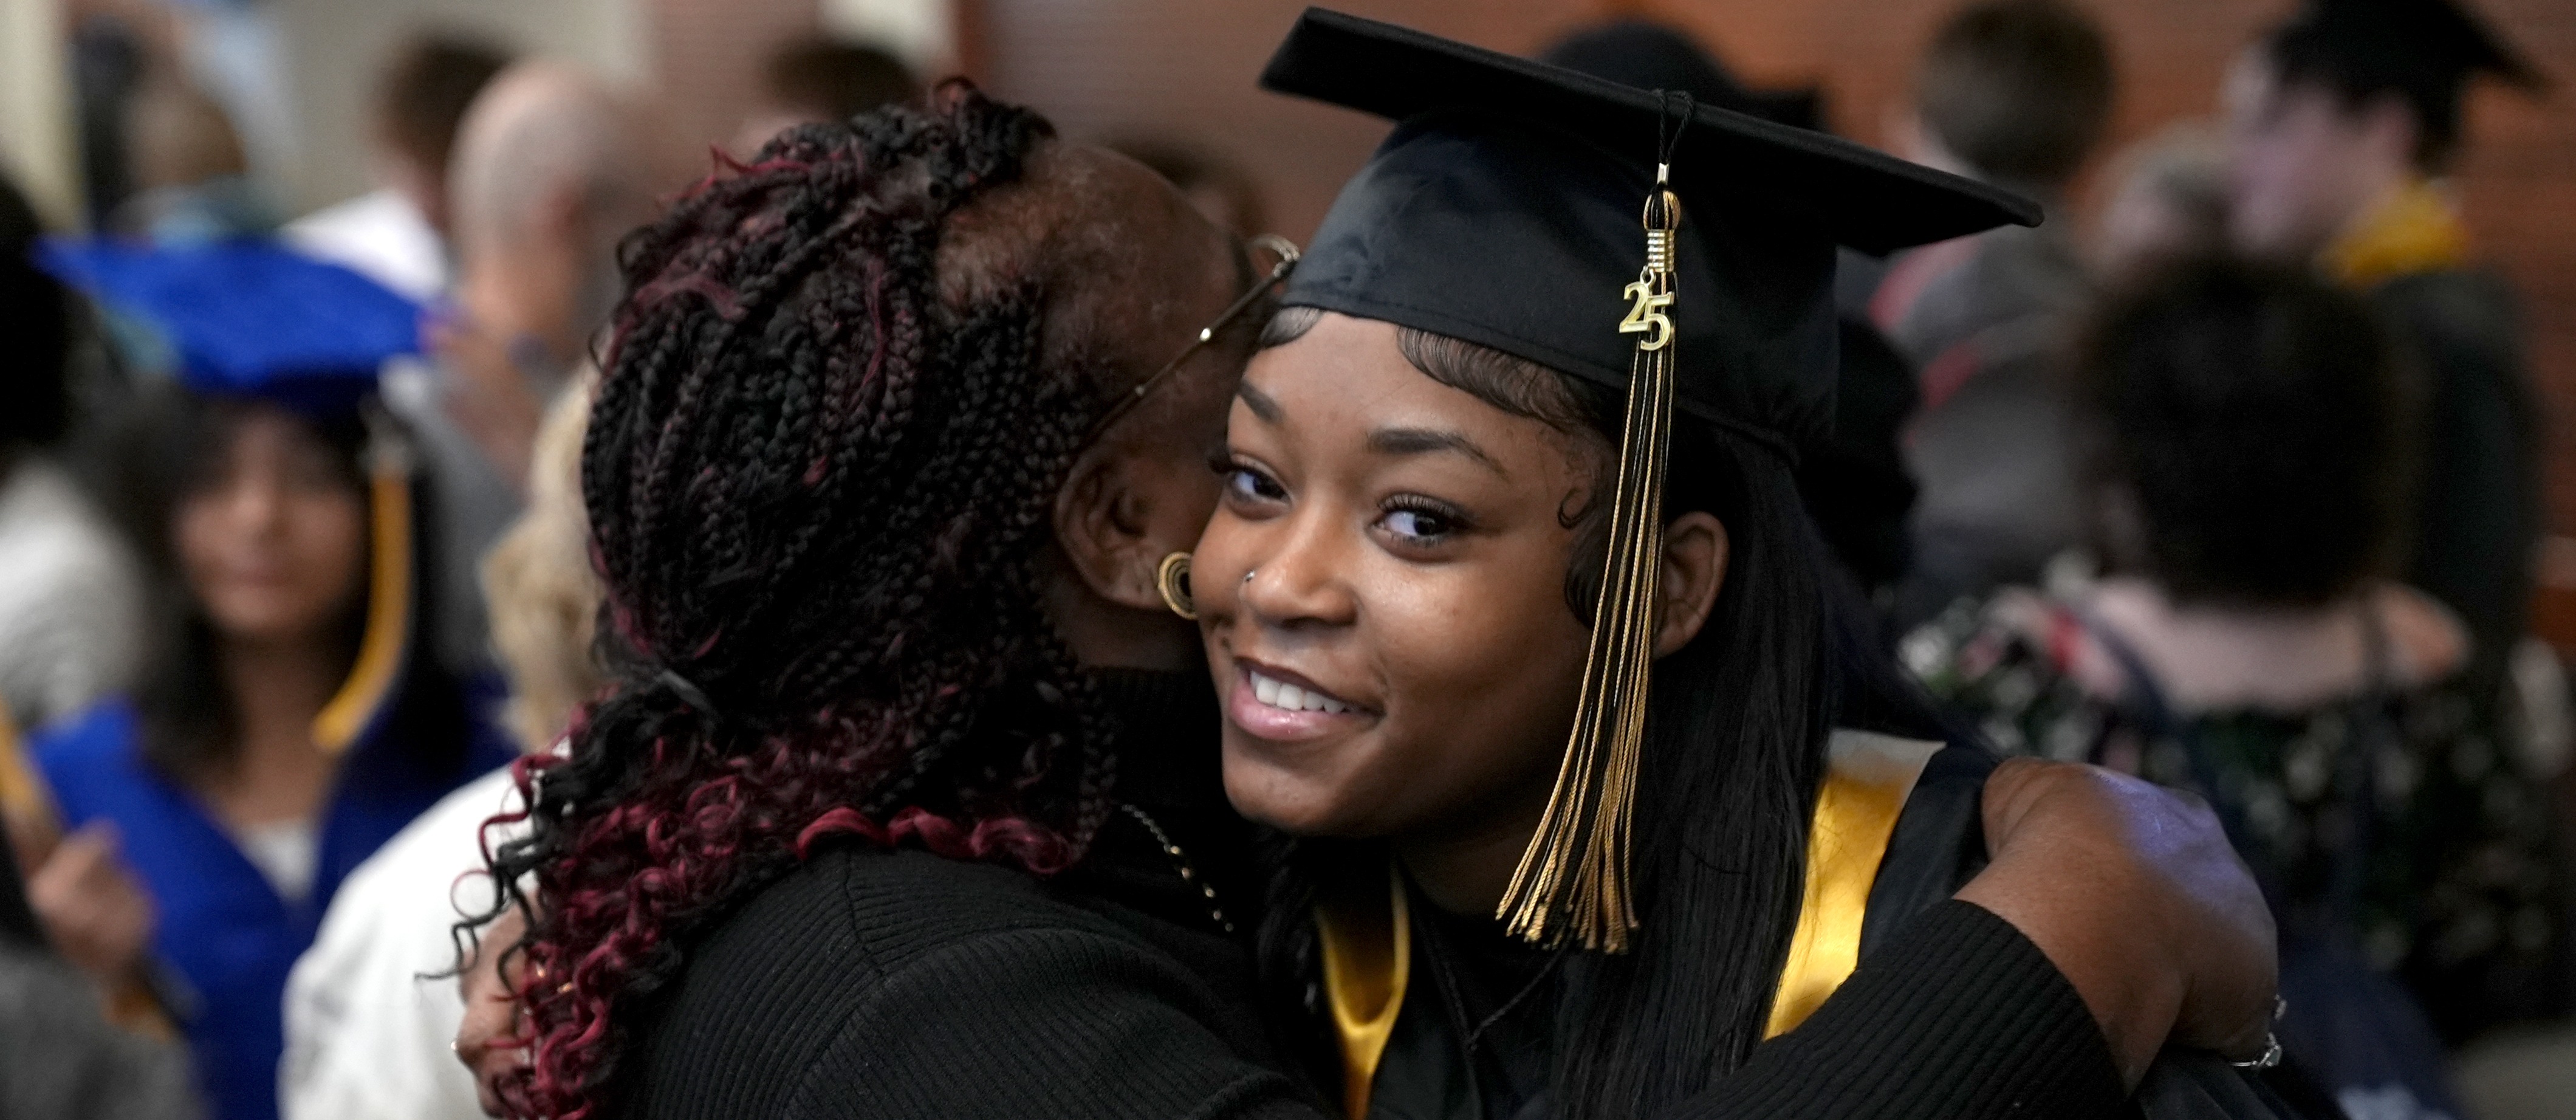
xmin=2225 ymin=0 xmax=2547 ymax=713
xmin=399 ymin=61 xmax=649 ymax=682
xmin=1906 ymin=257 xmax=2560 ymax=1118
xmin=730 ymin=37 xmax=919 ymax=156
xmin=1 ymin=822 xmax=200 ymax=1120
xmin=0 ymin=174 xmax=146 ymax=733
xmin=1873 ymin=0 xmax=2115 ymax=627
xmin=0 ymin=172 xmax=165 ymax=1091
xmin=2091 ymin=123 xmax=2233 ymax=284
xmin=283 ymin=380 xmax=598 ymax=1120
xmin=286 ymin=32 xmax=513 ymax=303
xmin=31 ymin=241 xmax=516 ymax=1120
xmin=69 ymin=0 xmax=163 ymax=228
xmin=114 ymin=70 xmax=278 ymax=242
xmin=1538 ymin=18 xmax=1922 ymax=608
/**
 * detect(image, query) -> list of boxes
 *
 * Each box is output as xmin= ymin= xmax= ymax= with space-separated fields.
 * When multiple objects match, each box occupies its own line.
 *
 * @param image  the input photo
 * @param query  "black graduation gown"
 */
xmin=1343 ymin=741 xmax=2321 ymax=1120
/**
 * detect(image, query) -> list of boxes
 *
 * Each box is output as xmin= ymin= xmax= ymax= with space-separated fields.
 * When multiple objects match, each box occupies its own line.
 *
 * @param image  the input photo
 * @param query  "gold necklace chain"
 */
xmin=1120 ymin=802 xmax=1235 ymax=935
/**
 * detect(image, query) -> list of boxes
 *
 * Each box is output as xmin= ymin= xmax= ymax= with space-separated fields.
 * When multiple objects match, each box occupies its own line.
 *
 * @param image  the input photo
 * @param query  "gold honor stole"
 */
xmin=2324 ymin=179 xmax=2470 ymax=290
xmin=1317 ymin=730 xmax=1943 ymax=1116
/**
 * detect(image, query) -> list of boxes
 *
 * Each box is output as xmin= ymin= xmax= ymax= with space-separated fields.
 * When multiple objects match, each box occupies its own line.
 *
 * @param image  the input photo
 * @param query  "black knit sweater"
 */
xmin=612 ymin=673 xmax=2127 ymax=1119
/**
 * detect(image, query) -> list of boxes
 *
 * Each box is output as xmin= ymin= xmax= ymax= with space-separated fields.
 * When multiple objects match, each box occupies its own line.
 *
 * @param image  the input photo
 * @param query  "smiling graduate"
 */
xmin=1180 ymin=12 xmax=2307 ymax=1119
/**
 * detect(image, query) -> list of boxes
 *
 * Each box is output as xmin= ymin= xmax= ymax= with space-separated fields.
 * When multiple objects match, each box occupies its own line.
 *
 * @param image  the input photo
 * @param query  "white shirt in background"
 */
xmin=232 ymin=817 xmax=318 ymax=904
xmin=279 ymin=766 xmax=524 ymax=1120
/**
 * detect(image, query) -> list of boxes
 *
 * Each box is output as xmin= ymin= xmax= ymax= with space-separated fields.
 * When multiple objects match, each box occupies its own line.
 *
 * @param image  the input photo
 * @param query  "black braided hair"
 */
xmin=472 ymin=82 xmax=1119 ymax=1118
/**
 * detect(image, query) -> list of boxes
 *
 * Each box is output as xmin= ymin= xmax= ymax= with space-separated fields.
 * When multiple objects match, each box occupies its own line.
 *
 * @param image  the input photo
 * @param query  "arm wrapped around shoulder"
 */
xmin=1676 ymin=899 xmax=2128 ymax=1120
xmin=1958 ymin=758 xmax=2278 ymax=1085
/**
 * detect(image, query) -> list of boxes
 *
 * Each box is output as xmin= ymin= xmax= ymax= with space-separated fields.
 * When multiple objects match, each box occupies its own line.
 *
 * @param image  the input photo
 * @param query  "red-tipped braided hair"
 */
xmin=472 ymin=84 xmax=1117 ymax=1118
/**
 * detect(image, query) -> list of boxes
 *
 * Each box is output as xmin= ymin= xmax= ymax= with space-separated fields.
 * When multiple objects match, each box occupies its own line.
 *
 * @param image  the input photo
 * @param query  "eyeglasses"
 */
xmin=1090 ymin=233 xmax=1300 ymax=438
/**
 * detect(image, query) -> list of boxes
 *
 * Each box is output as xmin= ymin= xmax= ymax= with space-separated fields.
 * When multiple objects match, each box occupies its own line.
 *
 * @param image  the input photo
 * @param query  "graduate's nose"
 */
xmin=201 ymin=470 xmax=289 ymax=544
xmin=1239 ymin=505 xmax=1360 ymax=631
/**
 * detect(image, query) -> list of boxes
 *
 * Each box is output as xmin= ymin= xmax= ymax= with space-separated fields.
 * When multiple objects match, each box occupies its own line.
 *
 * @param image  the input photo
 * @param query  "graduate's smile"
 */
xmin=1227 ymin=658 xmax=1375 ymax=741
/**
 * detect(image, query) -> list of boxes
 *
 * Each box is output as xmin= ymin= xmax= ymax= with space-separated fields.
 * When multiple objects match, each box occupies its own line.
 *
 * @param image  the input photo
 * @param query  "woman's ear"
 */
xmin=1051 ymin=452 xmax=1165 ymax=612
xmin=1654 ymin=512 xmax=1728 ymax=657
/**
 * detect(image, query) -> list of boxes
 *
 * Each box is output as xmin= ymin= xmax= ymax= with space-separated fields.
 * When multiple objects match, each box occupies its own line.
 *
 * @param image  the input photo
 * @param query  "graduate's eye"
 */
xmin=1218 ymin=457 xmax=1288 ymax=510
xmin=1374 ymin=495 xmax=1470 ymax=550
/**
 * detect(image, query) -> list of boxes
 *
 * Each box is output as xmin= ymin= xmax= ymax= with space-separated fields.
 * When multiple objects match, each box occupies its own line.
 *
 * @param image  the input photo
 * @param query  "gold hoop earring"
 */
xmin=1156 ymin=552 xmax=1197 ymax=620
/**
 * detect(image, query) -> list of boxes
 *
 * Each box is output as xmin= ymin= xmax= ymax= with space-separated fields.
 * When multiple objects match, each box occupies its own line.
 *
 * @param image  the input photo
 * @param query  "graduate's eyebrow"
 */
xmin=1366 ymin=427 xmax=1506 ymax=476
xmin=1236 ymin=380 xmax=1284 ymax=424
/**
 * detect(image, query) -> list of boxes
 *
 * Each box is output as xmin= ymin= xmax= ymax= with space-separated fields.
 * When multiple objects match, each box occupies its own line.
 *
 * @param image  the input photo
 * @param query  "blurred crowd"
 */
xmin=0 ymin=2 xmax=2567 ymax=1120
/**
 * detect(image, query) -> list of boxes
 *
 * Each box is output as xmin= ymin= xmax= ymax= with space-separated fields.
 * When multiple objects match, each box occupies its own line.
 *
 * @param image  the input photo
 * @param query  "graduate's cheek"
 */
xmin=1211 ymin=500 xmax=1591 ymax=840
xmin=1199 ymin=499 xmax=1379 ymax=835
xmin=1337 ymin=526 xmax=1593 ymax=840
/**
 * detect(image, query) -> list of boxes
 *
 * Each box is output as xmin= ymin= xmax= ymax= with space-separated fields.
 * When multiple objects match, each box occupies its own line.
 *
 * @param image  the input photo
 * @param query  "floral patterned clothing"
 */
xmin=1905 ymin=588 xmax=2563 ymax=1043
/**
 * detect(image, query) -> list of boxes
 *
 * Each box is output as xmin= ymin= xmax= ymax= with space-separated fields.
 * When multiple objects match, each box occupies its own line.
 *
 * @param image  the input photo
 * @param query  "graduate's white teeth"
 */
xmin=1249 ymin=670 xmax=1355 ymax=715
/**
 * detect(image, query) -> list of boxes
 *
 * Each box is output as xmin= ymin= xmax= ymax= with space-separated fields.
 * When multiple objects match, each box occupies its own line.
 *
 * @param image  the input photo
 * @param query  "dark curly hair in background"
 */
xmin=473 ymin=84 xmax=1118 ymax=1119
xmin=2074 ymin=255 xmax=2416 ymax=608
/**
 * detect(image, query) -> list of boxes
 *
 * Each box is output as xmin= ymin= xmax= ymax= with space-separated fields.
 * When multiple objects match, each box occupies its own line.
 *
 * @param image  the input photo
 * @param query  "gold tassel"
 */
xmin=312 ymin=407 xmax=415 ymax=754
xmin=1497 ymin=173 xmax=1684 ymax=953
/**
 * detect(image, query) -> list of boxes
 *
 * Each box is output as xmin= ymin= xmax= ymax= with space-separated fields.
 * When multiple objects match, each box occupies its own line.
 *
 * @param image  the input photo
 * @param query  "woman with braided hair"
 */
xmin=455 ymin=76 xmax=2282 ymax=1120
xmin=459 ymin=81 xmax=1292 ymax=1119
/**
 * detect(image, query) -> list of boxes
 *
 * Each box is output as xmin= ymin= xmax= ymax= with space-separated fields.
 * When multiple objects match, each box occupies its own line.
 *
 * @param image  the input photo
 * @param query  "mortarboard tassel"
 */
xmin=1498 ymin=97 xmax=1690 ymax=952
xmin=312 ymin=408 xmax=416 ymax=754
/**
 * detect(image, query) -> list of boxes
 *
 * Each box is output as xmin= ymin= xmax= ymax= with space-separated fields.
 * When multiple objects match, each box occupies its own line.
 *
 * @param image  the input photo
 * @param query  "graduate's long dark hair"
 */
xmin=1255 ymin=309 xmax=1949 ymax=1118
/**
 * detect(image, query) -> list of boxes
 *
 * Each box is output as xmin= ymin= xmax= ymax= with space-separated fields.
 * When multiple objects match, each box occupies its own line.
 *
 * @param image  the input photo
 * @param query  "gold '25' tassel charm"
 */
xmin=1497 ymin=157 xmax=1684 ymax=953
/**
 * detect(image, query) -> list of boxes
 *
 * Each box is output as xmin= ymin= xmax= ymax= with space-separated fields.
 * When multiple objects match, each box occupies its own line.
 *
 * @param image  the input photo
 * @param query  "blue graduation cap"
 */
xmin=38 ymin=238 xmax=425 ymax=755
xmin=35 ymin=238 xmax=422 ymax=417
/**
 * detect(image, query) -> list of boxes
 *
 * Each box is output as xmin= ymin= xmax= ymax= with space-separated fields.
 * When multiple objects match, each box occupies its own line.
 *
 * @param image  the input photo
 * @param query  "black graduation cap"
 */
xmin=2268 ymin=0 xmax=2545 ymax=114
xmin=1264 ymin=7 xmax=2034 ymax=456
xmin=1259 ymin=9 xmax=2033 ymax=950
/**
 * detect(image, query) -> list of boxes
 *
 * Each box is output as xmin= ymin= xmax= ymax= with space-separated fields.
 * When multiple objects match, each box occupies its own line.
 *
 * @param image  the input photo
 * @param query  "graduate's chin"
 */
xmin=1219 ymin=732 xmax=1368 ymax=837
